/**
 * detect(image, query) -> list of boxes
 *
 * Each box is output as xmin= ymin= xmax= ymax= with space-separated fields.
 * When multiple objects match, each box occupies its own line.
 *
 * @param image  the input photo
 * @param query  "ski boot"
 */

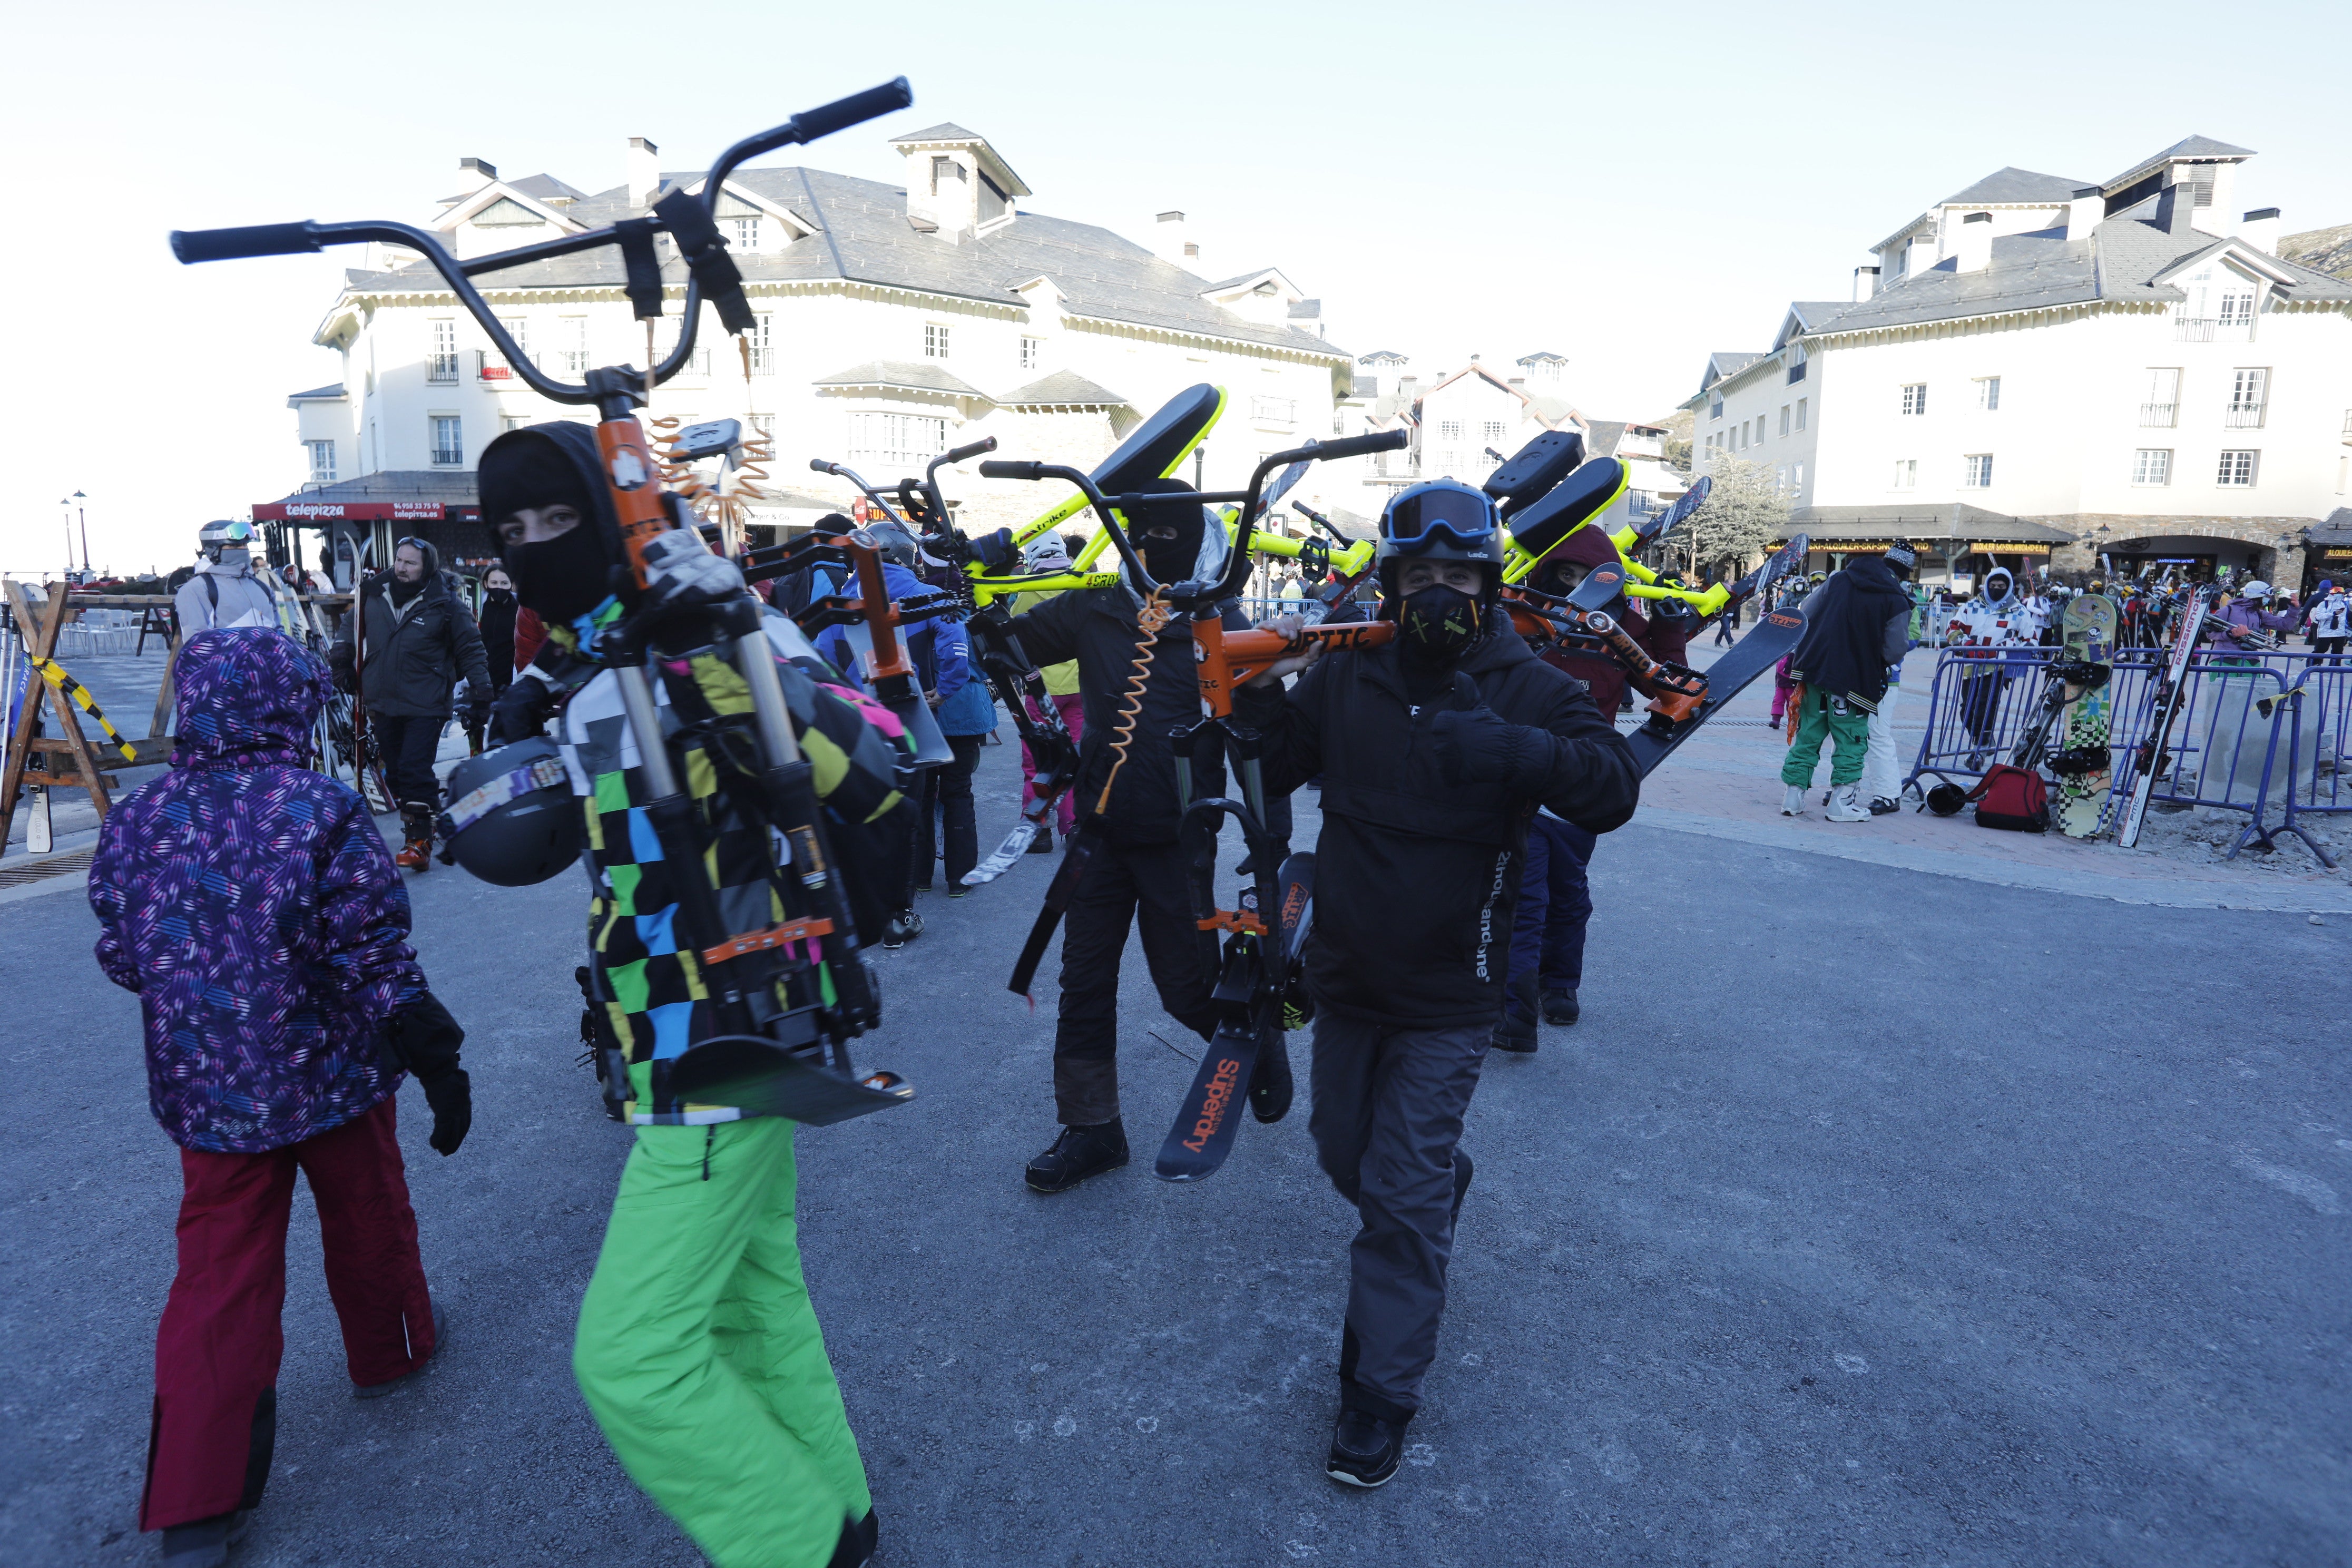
xmin=881 ymin=910 xmax=924 ymax=949
xmin=1025 ymin=1119 xmax=1129 ymax=1193
xmin=1780 ymin=785 xmax=1806 ymax=817
xmin=1027 ymin=827 xmax=1055 ymax=855
xmin=1826 ymin=783 xmax=1870 ymax=823
xmin=1541 ymin=989 xmax=1580 ymax=1026
xmin=395 ymin=803 xmax=435 ymax=871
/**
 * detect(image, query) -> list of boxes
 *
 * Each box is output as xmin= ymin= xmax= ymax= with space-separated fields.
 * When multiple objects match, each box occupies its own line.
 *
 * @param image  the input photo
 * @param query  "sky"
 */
xmin=4 ymin=0 xmax=2348 ymax=578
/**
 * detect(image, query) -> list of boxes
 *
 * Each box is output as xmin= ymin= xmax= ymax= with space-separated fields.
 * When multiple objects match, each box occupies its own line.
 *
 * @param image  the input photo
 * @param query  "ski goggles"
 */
xmin=1381 ymin=488 xmax=1498 ymax=553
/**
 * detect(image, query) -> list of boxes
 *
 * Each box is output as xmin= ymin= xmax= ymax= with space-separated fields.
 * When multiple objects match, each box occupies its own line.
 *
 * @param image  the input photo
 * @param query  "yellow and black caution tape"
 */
xmin=30 ymin=655 xmax=139 ymax=763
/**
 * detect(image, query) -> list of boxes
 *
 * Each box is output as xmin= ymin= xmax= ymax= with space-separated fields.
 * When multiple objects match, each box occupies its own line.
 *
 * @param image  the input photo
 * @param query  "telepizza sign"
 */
xmin=252 ymin=501 xmax=482 ymax=523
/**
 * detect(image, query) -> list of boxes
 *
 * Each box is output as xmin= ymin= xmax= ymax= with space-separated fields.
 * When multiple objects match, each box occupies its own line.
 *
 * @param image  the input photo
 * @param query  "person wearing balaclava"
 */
xmin=329 ymin=533 xmax=490 ymax=869
xmin=1001 ymin=477 xmax=1255 ymax=1195
xmin=473 ymin=422 xmax=915 ymax=1568
xmin=1231 ymin=477 xmax=1639 ymax=1488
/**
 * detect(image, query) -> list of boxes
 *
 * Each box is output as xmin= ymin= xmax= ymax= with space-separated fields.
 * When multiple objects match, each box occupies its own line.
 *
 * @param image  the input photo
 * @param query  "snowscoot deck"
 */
xmin=1623 ymin=601 xmax=1810 ymax=778
xmin=2117 ymin=584 xmax=2214 ymax=848
xmin=2052 ymin=594 xmax=2118 ymax=838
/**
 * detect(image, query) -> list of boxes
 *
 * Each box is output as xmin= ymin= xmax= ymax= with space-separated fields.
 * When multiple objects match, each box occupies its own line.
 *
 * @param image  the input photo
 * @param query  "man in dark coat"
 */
xmin=1005 ymin=480 xmax=1247 ymax=1193
xmin=331 ymin=537 xmax=491 ymax=868
xmin=1780 ymin=547 xmax=1914 ymax=822
xmin=1237 ymin=479 xmax=1640 ymax=1487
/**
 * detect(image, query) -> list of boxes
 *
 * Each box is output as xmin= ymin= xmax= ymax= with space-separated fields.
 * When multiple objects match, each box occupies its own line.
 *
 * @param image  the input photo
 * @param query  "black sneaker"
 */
xmin=1869 ymin=796 xmax=1899 ymax=816
xmin=1326 ymin=1407 xmax=1405 ymax=1487
xmin=356 ymin=1302 xmax=447 ymax=1398
xmin=160 ymin=1511 xmax=250 ymax=1567
xmin=1541 ymin=990 xmax=1580 ymax=1026
xmin=1249 ymin=1034 xmax=1293 ymax=1123
xmin=827 ymin=1507 xmax=879 ymax=1568
xmin=1490 ymin=1012 xmax=1537 ymax=1053
xmin=881 ymin=910 xmax=923 ymax=949
xmin=1025 ymin=1119 xmax=1129 ymax=1193
xmin=1027 ymin=829 xmax=1055 ymax=855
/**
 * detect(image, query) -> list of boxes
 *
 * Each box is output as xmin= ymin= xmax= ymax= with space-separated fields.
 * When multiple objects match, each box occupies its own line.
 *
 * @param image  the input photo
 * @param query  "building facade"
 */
xmin=280 ymin=123 xmax=1350 ymax=557
xmin=1686 ymin=138 xmax=2352 ymax=586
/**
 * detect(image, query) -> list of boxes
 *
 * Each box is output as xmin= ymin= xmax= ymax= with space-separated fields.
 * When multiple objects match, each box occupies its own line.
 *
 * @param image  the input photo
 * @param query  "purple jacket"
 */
xmin=2207 ymin=599 xmax=2294 ymax=647
xmin=90 ymin=629 xmax=426 ymax=1153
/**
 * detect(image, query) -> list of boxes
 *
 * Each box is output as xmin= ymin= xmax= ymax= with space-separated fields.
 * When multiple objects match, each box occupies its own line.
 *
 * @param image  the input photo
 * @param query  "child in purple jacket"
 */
xmin=89 ymin=628 xmax=471 ymax=1568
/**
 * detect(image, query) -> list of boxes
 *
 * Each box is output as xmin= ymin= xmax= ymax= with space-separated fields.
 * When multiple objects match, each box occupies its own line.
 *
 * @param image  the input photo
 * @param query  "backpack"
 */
xmin=1967 ymin=763 xmax=2049 ymax=832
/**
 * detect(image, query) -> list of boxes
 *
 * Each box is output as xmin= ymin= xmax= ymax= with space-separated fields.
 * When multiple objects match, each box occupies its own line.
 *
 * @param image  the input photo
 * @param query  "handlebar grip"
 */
xmin=792 ymin=77 xmax=915 ymax=143
xmin=170 ymin=222 xmax=322 ymax=263
xmin=944 ymin=437 xmax=997 ymax=465
xmin=1311 ymin=430 xmax=1410 ymax=461
xmin=978 ymin=460 xmax=1044 ymax=482
xmin=809 ymin=459 xmax=839 ymax=475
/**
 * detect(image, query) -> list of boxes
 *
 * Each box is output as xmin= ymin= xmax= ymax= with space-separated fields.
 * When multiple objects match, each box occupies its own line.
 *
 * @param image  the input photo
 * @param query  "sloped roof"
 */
xmin=1359 ymin=349 xmax=1408 ymax=362
xmin=1698 ymin=351 xmax=1765 ymax=394
xmin=2105 ymin=135 xmax=2256 ymax=190
xmin=890 ymin=122 xmax=985 ymax=143
xmin=811 ymin=359 xmax=986 ymax=397
xmin=997 ymin=369 xmax=1128 ymax=408
xmin=287 ymin=383 xmax=346 ymax=401
xmin=1583 ymin=419 xmax=1628 ymax=458
xmin=267 ymin=470 xmax=478 ymax=508
xmin=1786 ymin=505 xmax=2075 ymax=544
xmin=1937 ymin=166 xmax=2088 ymax=207
xmin=339 ymin=166 xmax=1340 ymax=359
xmin=509 ymin=172 xmax=589 ymax=203
xmin=2305 ymin=508 xmax=2352 ymax=546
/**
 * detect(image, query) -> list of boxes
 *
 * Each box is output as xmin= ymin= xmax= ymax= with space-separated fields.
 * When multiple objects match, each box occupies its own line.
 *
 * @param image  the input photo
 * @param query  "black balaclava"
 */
xmin=1128 ymin=477 xmax=1207 ymax=585
xmin=480 ymin=432 xmax=613 ymax=624
xmin=1398 ymin=577 xmax=1485 ymax=665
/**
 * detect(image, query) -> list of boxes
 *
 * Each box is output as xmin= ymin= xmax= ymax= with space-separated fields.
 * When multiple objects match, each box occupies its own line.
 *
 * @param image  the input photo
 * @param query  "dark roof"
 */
xmin=508 ymin=173 xmax=588 ymax=203
xmin=996 ymin=370 xmax=1128 ymax=408
xmin=287 ymin=383 xmax=346 ymax=400
xmin=1517 ymin=350 xmax=1567 ymax=364
xmin=1699 ymin=351 xmax=1765 ymax=393
xmin=1198 ymin=269 xmax=1279 ymax=293
xmin=267 ymin=470 xmax=479 ymax=507
xmin=347 ymin=166 xmax=1338 ymax=358
xmin=1937 ymin=166 xmax=2088 ymax=207
xmin=1288 ymin=298 xmax=1320 ymax=319
xmin=1583 ymin=419 xmax=1629 ymax=458
xmin=890 ymin=122 xmax=984 ymax=143
xmin=2105 ymin=135 xmax=2256 ymax=190
xmin=811 ymin=359 xmax=987 ymax=397
xmin=2306 ymin=509 xmax=2352 ymax=546
xmin=1787 ymin=505 xmax=2075 ymax=544
xmin=1359 ymin=350 xmax=1407 ymax=362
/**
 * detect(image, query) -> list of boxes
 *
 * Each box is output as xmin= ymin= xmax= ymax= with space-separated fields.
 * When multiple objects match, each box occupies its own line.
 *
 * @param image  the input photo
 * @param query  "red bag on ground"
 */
xmin=1967 ymin=764 xmax=2049 ymax=832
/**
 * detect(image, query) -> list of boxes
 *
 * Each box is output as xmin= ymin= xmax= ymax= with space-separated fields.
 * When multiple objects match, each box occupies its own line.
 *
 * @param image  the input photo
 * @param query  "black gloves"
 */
xmin=491 ymin=675 xmax=557 ymax=743
xmin=1429 ymin=672 xmax=1554 ymax=793
xmin=388 ymin=992 xmax=472 ymax=1157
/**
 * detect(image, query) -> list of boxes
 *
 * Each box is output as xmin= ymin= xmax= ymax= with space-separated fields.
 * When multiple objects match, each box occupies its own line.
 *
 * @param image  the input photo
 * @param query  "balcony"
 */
xmin=426 ymin=354 xmax=460 ymax=384
xmin=2174 ymin=317 xmax=2254 ymax=343
xmin=2224 ymin=406 xmax=2267 ymax=430
xmin=475 ymin=350 xmax=514 ymax=384
xmin=2139 ymin=403 xmax=2177 ymax=427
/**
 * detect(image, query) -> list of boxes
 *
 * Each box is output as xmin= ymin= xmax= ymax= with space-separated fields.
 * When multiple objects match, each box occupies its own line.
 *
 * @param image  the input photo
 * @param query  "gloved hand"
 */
xmin=491 ymin=675 xmax=556 ymax=743
xmin=641 ymin=528 xmax=747 ymax=619
xmin=420 ymin=1067 xmax=472 ymax=1155
xmin=387 ymin=992 xmax=470 ymax=1154
xmin=1429 ymin=672 xmax=1553 ymax=792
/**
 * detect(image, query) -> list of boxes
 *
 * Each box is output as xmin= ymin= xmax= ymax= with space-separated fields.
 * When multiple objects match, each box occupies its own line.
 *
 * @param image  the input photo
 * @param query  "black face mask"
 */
xmin=484 ymin=587 xmax=515 ymax=604
xmin=509 ymin=521 xmax=614 ymax=625
xmin=1399 ymin=582 xmax=1482 ymax=663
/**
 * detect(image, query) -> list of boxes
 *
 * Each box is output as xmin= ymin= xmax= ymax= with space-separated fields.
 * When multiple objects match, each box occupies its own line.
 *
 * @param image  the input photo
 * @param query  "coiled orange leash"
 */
xmin=1092 ymin=589 xmax=1171 ymax=815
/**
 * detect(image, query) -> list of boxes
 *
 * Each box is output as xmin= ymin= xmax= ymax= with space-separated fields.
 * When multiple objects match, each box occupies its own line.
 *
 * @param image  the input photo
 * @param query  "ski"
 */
xmin=2116 ymin=583 xmax=2213 ymax=848
xmin=1694 ymin=530 xmax=1809 ymax=638
xmin=1154 ymin=1018 xmax=1261 ymax=1182
xmin=964 ymin=815 xmax=1043 ymax=885
xmin=1623 ymin=603 xmax=1809 ymax=778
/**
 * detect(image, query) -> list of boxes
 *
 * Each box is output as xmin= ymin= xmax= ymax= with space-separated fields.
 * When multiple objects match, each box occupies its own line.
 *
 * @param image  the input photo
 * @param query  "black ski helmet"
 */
xmin=438 ymin=737 xmax=582 ymax=886
xmin=1374 ymin=479 xmax=1505 ymax=604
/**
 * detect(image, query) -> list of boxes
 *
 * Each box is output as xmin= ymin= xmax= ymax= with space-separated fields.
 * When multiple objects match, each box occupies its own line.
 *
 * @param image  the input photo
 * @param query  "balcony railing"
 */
xmin=426 ymin=354 xmax=460 ymax=384
xmin=476 ymin=350 xmax=513 ymax=383
xmin=2224 ymin=406 xmax=2267 ymax=429
xmin=2175 ymin=317 xmax=2255 ymax=342
xmin=2139 ymin=403 xmax=2177 ymax=427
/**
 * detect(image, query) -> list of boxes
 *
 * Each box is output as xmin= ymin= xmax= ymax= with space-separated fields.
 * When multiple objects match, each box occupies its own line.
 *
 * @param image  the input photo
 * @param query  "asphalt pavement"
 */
xmin=3 ymin=720 xmax=2348 ymax=1567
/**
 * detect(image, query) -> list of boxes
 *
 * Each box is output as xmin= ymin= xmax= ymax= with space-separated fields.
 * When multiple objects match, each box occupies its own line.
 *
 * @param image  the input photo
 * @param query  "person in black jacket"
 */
xmin=1005 ymin=480 xmax=1247 ymax=1194
xmin=463 ymin=565 xmax=520 ymax=756
xmin=331 ymin=537 xmax=491 ymax=870
xmin=1234 ymin=479 xmax=1640 ymax=1488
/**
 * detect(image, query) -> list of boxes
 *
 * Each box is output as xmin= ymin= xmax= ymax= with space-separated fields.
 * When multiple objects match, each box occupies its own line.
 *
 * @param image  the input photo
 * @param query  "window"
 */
xmin=748 ymin=316 xmax=773 ymax=376
xmin=1438 ymin=420 xmax=1463 ymax=441
xmin=305 ymin=440 xmax=335 ymax=483
xmin=1481 ymin=420 xmax=1508 ymax=443
xmin=1793 ymin=462 xmax=1803 ymax=489
xmin=924 ymin=322 xmax=949 ymax=359
xmin=1776 ymin=466 xmax=1787 ymax=491
xmin=1796 ymin=398 xmax=1807 ymax=431
xmin=1900 ymin=383 xmax=1927 ymax=416
xmin=427 ymin=319 xmax=458 ymax=383
xmin=848 ymin=411 xmax=946 ymax=472
xmin=477 ymin=317 xmax=528 ymax=381
xmin=1975 ymin=376 xmax=2001 ymax=410
xmin=429 ymin=415 xmax=463 ymax=467
xmin=1787 ymin=358 xmax=1807 ymax=385
xmin=555 ymin=317 xmax=589 ymax=375
xmin=1253 ymin=396 xmax=1296 ymax=426
xmin=2216 ymin=449 xmax=2259 ymax=487
xmin=2132 ymin=448 xmax=2172 ymax=485
xmin=1892 ymin=459 xmax=1917 ymax=489
xmin=1778 ymin=405 xmax=1791 ymax=437
xmin=651 ymin=316 xmax=711 ymax=378
xmin=1709 ymin=400 xmax=1723 ymax=420
xmin=1020 ymin=336 xmax=1042 ymax=371
xmin=2218 ymin=290 xmax=2256 ymax=329
xmin=727 ymin=215 xmax=760 ymax=252
xmin=929 ymin=155 xmax=963 ymax=195
xmin=1332 ymin=413 xmax=1345 ymax=435
xmin=749 ymin=414 xmax=774 ymax=443
xmin=2227 ymin=368 xmax=2269 ymax=429
xmin=2141 ymin=367 xmax=2181 ymax=427
xmin=1961 ymin=453 xmax=1993 ymax=487
xmin=500 ymin=415 xmax=530 ymax=434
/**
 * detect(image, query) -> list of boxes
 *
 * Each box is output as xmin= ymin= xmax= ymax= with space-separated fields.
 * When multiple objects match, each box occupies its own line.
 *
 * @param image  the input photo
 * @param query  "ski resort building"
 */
xmin=272 ymin=123 xmax=1350 ymax=567
xmin=1684 ymin=137 xmax=2352 ymax=589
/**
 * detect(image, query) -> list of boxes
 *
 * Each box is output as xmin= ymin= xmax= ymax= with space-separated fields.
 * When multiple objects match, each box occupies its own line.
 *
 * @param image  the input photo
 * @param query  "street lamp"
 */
xmin=72 ymin=490 xmax=89 ymax=577
xmin=59 ymin=495 xmax=73 ymax=580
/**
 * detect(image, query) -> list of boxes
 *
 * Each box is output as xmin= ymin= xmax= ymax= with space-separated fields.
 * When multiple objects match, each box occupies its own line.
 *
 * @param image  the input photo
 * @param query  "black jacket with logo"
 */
xmin=331 ymin=571 xmax=491 ymax=719
xmin=1237 ymin=622 xmax=1639 ymax=1028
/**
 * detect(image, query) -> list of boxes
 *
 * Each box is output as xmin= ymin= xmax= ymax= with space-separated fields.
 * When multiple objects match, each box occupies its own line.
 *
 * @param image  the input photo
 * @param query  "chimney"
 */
xmin=2066 ymin=186 xmax=2102 ymax=241
xmin=1153 ymin=210 xmax=1200 ymax=269
xmin=2154 ymin=184 xmax=2195 ymax=238
xmin=1852 ymin=264 xmax=1879 ymax=301
xmin=2238 ymin=207 xmax=2281 ymax=255
xmin=1953 ymin=210 xmax=1994 ymax=273
xmin=1398 ymin=375 xmax=1420 ymax=403
xmin=628 ymin=137 xmax=661 ymax=210
xmin=457 ymin=156 xmax=498 ymax=192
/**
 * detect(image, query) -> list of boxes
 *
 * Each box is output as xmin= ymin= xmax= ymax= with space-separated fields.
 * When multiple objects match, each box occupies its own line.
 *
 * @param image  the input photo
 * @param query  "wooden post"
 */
xmin=2 ymin=580 xmax=116 ymax=830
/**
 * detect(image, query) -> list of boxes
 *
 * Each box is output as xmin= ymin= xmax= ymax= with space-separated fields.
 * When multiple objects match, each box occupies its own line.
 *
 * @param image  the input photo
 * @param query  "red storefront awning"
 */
xmin=254 ymin=500 xmax=481 ymax=523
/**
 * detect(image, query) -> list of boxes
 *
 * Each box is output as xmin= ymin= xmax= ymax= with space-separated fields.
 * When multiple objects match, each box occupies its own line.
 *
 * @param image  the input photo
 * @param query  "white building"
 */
xmin=1686 ymin=136 xmax=2352 ymax=586
xmin=1347 ymin=355 xmax=1586 ymax=514
xmin=276 ymin=123 xmax=1350 ymax=566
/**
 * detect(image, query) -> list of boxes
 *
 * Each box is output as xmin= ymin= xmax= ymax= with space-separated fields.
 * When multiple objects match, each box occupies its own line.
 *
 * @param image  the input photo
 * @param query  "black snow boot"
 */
xmin=826 ymin=1507 xmax=879 ymax=1567
xmin=1541 ymin=989 xmax=1580 ymax=1026
xmin=1326 ymin=1406 xmax=1406 ymax=1488
xmin=1025 ymin=1119 xmax=1129 ymax=1193
xmin=1491 ymin=1011 xmax=1537 ymax=1053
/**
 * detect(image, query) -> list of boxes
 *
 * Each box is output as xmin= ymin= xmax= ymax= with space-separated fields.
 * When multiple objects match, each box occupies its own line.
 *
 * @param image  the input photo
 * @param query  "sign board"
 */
xmin=252 ymin=501 xmax=481 ymax=523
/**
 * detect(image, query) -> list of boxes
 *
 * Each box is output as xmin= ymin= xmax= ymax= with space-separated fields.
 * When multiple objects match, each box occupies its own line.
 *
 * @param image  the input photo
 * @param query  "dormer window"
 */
xmin=931 ymin=156 xmax=963 ymax=195
xmin=728 ymin=217 xmax=761 ymax=252
xmin=978 ymin=172 xmax=1011 ymax=225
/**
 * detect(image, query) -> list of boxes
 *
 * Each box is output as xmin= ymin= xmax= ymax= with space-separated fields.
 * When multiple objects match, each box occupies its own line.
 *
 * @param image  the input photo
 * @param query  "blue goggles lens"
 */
xmin=1384 ymin=489 xmax=1496 ymax=551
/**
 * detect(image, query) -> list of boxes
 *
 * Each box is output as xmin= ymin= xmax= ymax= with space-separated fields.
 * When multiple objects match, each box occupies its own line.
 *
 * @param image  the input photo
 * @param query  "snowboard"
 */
xmin=2051 ymin=594 xmax=2118 ymax=838
xmin=1623 ymin=602 xmax=1809 ymax=778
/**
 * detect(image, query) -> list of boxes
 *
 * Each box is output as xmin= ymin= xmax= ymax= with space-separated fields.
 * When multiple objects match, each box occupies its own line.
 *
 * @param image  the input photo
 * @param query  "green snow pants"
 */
xmin=574 ymin=1116 xmax=870 ymax=1568
xmin=1781 ymin=687 xmax=1870 ymax=788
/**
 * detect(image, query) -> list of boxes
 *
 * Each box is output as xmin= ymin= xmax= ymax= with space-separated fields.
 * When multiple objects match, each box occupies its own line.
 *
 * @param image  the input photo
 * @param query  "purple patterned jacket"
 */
xmin=90 ymin=629 xmax=426 ymax=1153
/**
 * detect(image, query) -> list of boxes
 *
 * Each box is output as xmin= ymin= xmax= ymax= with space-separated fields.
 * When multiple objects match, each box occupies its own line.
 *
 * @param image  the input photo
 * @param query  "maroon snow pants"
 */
xmin=140 ymin=1094 xmax=436 ymax=1533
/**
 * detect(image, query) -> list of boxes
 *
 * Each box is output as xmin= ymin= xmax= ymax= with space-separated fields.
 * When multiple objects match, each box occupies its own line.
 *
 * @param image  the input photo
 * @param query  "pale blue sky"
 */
xmin=5 ymin=0 xmax=2347 ymax=574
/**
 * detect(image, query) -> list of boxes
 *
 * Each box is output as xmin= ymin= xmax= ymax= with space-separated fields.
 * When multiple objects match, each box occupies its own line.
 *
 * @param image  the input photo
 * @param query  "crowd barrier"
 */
xmin=1904 ymin=645 xmax=2341 ymax=864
